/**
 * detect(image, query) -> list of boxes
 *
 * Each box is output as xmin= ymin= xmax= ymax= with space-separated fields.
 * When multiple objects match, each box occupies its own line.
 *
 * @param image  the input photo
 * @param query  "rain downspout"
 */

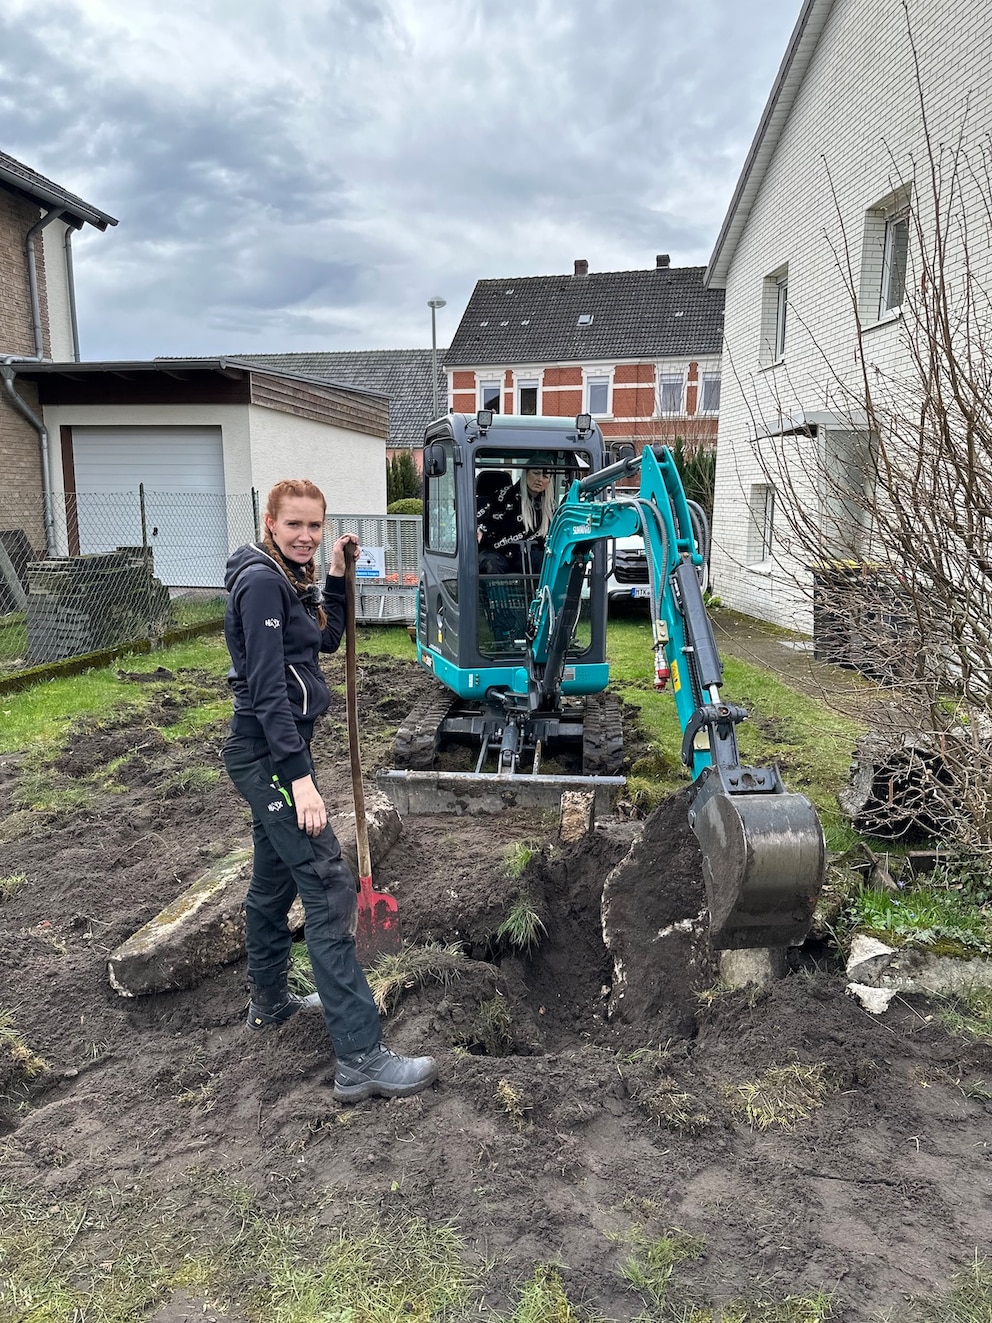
xmin=1 ymin=206 xmax=67 ymax=552
xmin=63 ymin=224 xmax=81 ymax=361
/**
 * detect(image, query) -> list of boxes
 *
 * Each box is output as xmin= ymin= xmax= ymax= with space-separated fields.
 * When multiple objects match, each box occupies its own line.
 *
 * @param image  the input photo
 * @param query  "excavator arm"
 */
xmin=526 ymin=446 xmax=825 ymax=948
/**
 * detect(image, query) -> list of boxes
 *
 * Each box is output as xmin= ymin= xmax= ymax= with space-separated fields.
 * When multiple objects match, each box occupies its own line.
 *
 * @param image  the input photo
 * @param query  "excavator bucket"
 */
xmin=688 ymin=772 xmax=825 ymax=949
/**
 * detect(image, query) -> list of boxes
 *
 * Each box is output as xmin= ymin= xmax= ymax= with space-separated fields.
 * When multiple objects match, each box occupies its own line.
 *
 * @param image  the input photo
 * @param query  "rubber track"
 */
xmin=393 ymin=685 xmax=458 ymax=771
xmin=582 ymin=692 xmax=624 ymax=776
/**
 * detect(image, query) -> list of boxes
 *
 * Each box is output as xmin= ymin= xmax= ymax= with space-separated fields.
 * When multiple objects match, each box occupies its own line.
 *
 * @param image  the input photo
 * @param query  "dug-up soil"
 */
xmin=2 ymin=651 xmax=992 ymax=1321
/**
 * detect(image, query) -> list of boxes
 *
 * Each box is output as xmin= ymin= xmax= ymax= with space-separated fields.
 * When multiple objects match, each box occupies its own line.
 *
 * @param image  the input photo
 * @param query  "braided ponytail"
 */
xmin=263 ymin=480 xmax=328 ymax=628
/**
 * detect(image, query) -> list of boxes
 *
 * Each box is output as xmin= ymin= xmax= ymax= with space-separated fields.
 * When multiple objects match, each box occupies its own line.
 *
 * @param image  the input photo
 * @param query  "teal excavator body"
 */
xmin=378 ymin=412 xmax=825 ymax=949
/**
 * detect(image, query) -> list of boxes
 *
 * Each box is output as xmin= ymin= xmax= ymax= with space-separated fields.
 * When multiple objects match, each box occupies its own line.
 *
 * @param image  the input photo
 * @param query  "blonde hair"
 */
xmin=518 ymin=470 xmax=556 ymax=539
xmin=262 ymin=479 xmax=327 ymax=627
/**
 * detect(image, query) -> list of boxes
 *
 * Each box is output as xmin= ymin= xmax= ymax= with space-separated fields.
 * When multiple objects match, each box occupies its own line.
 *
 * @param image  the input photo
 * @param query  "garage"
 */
xmin=69 ymin=425 xmax=232 ymax=588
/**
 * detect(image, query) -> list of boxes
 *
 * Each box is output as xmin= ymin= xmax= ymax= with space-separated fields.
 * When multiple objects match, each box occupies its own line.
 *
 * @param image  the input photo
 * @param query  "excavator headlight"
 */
xmin=575 ymin=412 xmax=592 ymax=435
xmin=476 ymin=409 xmax=494 ymax=433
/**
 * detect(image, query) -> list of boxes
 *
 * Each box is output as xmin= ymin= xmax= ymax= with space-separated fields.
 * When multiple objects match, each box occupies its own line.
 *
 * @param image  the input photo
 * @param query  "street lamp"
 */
xmin=428 ymin=296 xmax=446 ymax=420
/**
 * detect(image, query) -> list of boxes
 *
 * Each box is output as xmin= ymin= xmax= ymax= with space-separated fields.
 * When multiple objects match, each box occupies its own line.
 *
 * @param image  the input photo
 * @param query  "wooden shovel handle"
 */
xmin=343 ymin=545 xmax=372 ymax=881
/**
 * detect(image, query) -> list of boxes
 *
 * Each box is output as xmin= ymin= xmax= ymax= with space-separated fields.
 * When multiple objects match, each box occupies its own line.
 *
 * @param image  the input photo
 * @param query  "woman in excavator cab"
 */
xmin=476 ymin=452 xmax=559 ymax=576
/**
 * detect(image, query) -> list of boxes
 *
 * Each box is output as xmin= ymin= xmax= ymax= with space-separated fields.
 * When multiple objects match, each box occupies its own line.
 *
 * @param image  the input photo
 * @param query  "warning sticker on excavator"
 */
xmin=671 ymin=659 xmax=681 ymax=691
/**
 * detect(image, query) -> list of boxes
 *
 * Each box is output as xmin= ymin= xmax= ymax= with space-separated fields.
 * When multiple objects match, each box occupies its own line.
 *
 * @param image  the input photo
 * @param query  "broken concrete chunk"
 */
xmin=719 ymin=946 xmax=787 ymax=989
xmin=108 ymin=848 xmax=252 ymax=997
xmin=559 ymin=791 xmax=596 ymax=843
xmin=845 ymin=933 xmax=897 ymax=985
xmin=847 ymin=982 xmax=897 ymax=1014
xmin=108 ymin=792 xmax=403 ymax=997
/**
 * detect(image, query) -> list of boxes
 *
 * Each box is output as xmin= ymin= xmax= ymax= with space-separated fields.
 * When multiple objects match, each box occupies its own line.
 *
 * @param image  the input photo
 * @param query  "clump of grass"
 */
xmin=496 ymin=897 xmax=547 ymax=952
xmin=897 ymin=1254 xmax=992 ymax=1322
xmin=504 ymin=840 xmax=538 ymax=878
xmin=680 ymin=1291 xmax=835 ymax=1321
xmin=495 ymin=1078 xmax=530 ymax=1128
xmin=463 ymin=995 xmax=515 ymax=1056
xmin=366 ymin=943 xmax=465 ymax=1013
xmin=1 ymin=1011 xmax=48 ymax=1107
xmin=161 ymin=765 xmax=221 ymax=798
xmin=618 ymin=1226 xmax=706 ymax=1313
xmin=508 ymin=1263 xmax=584 ymax=1321
xmin=13 ymin=771 xmax=93 ymax=816
xmin=639 ymin=1077 xmax=709 ymax=1136
xmin=937 ymin=986 xmax=992 ymax=1040
xmin=0 ymin=873 xmax=27 ymax=902
xmin=288 ymin=942 xmax=317 ymax=996
xmin=845 ymin=883 xmax=992 ymax=955
xmin=729 ymin=1062 xmax=831 ymax=1131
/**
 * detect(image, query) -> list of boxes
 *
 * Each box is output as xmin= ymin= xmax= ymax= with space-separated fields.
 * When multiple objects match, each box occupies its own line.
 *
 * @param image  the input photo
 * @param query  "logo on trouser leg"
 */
xmin=267 ymin=801 xmax=284 ymax=813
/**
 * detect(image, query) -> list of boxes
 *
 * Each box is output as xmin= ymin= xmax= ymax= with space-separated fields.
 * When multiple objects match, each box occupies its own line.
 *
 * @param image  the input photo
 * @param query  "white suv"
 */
xmin=606 ymin=535 xmax=651 ymax=605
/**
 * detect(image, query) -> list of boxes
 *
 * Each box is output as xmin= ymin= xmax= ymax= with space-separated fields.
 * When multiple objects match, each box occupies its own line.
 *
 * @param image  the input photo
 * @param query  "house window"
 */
xmin=858 ymin=186 xmax=912 ymax=324
xmin=586 ymin=374 xmax=611 ymax=416
xmin=761 ymin=265 xmax=788 ymax=364
xmin=517 ymin=377 xmax=539 ymax=415
xmin=479 ymin=379 xmax=501 ymax=413
xmin=747 ymin=483 xmax=775 ymax=563
xmin=700 ymin=374 xmax=721 ymax=413
xmin=658 ymin=373 xmax=684 ymax=415
xmin=880 ymin=209 xmax=909 ymax=316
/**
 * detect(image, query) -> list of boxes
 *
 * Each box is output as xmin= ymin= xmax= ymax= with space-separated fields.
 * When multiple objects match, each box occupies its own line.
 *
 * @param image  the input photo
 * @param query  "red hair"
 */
xmin=265 ymin=478 xmax=327 ymax=522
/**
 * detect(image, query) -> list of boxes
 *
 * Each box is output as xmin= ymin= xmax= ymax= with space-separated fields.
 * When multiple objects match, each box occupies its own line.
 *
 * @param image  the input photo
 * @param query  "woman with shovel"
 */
xmin=222 ymin=478 xmax=437 ymax=1103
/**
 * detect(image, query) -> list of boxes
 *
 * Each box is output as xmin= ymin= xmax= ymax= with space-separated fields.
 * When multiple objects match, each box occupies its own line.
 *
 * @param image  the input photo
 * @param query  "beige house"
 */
xmin=10 ymin=358 xmax=388 ymax=588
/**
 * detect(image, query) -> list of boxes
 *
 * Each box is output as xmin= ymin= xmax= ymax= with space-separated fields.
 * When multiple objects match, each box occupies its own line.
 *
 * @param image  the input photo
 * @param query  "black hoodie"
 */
xmin=223 ymin=542 xmax=347 ymax=784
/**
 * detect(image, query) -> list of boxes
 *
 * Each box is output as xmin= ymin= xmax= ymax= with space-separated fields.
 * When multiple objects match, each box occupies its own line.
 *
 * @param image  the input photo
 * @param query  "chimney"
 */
xmin=574 ymin=258 xmax=589 ymax=276
xmin=656 ymin=254 xmax=670 ymax=268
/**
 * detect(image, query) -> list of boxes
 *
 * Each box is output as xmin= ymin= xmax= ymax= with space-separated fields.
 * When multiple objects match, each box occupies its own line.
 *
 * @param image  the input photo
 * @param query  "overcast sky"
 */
xmin=1 ymin=0 xmax=801 ymax=361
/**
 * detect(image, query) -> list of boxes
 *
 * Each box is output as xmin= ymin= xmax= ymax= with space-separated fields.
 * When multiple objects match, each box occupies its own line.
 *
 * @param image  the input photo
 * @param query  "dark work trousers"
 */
xmin=222 ymin=734 xmax=381 ymax=1058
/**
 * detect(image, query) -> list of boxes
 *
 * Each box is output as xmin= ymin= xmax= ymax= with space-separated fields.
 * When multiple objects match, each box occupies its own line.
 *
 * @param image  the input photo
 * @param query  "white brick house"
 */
xmin=704 ymin=0 xmax=992 ymax=631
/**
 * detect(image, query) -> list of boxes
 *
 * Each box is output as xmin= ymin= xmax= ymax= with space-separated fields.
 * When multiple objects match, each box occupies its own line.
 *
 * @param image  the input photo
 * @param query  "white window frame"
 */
xmin=760 ymin=265 xmax=789 ymax=365
xmin=585 ymin=371 xmax=612 ymax=417
xmin=857 ymin=186 xmax=912 ymax=326
xmin=880 ymin=208 xmax=910 ymax=317
xmin=478 ymin=377 xmax=502 ymax=413
xmin=658 ymin=372 xmax=684 ymax=416
xmin=515 ymin=374 xmax=541 ymax=416
xmin=700 ymin=374 xmax=721 ymax=414
xmin=746 ymin=483 xmax=776 ymax=564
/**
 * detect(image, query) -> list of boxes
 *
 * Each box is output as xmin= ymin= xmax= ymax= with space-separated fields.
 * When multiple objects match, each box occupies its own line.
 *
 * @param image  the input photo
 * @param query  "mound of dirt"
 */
xmin=2 ymin=653 xmax=992 ymax=1320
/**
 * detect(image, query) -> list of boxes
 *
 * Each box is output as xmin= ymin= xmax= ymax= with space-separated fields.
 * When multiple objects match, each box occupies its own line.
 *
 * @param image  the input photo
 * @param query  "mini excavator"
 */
xmin=377 ymin=412 xmax=825 ymax=949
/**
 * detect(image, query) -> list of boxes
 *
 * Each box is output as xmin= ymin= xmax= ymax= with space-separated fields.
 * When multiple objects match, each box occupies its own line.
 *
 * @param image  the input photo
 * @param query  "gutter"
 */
xmin=0 ymin=356 xmax=55 ymax=553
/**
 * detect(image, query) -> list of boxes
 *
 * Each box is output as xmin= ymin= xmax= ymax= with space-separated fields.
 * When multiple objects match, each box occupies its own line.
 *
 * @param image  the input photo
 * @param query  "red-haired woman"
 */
xmin=222 ymin=479 xmax=436 ymax=1103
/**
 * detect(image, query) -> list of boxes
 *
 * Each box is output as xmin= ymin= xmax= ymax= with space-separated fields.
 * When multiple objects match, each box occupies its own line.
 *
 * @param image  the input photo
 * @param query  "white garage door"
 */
xmin=71 ymin=426 xmax=232 ymax=588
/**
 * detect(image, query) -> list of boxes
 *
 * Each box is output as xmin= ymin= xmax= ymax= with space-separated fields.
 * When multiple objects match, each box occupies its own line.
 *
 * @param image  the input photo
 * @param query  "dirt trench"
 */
xmin=2 ymin=654 xmax=992 ymax=1321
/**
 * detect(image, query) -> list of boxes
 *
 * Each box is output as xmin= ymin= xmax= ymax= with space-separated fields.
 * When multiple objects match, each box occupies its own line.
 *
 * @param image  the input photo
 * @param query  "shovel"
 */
xmin=344 ymin=544 xmax=402 ymax=962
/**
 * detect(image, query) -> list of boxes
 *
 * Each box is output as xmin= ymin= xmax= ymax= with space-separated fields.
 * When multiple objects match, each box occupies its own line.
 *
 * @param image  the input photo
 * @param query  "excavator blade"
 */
xmin=688 ymin=772 xmax=825 ymax=950
xmin=377 ymin=769 xmax=624 ymax=818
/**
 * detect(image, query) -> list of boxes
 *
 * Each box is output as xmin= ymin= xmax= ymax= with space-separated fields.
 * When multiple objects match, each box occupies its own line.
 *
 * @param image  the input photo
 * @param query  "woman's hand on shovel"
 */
xmin=291 ymin=774 xmax=327 ymax=836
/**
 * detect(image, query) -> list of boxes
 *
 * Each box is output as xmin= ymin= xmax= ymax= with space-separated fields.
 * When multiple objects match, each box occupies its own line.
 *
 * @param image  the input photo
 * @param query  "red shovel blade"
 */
xmin=355 ymin=873 xmax=402 ymax=962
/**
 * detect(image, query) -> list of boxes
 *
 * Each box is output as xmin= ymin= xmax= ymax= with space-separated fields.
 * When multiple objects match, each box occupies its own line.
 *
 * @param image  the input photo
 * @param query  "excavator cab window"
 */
xmin=425 ymin=441 xmax=457 ymax=554
xmin=474 ymin=452 xmax=591 ymax=659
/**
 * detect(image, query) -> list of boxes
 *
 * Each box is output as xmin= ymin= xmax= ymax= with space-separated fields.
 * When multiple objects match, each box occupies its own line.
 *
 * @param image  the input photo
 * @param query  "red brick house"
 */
xmin=444 ymin=256 xmax=725 ymax=455
xmin=0 ymin=150 xmax=116 ymax=551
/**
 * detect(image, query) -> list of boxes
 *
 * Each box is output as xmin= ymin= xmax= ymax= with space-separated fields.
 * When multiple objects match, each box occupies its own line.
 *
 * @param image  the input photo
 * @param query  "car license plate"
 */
xmin=631 ymin=586 xmax=650 ymax=599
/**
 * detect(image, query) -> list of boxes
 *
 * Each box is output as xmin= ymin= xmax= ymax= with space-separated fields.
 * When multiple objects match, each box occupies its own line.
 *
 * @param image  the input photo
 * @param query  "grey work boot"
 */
xmin=332 ymin=1044 xmax=438 ymax=1103
xmin=246 ymin=984 xmax=322 ymax=1030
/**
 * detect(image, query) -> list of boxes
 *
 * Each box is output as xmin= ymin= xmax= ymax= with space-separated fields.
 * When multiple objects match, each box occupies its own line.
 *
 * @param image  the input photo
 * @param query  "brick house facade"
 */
xmin=0 ymin=150 xmax=116 ymax=551
xmin=445 ymin=258 xmax=725 ymax=457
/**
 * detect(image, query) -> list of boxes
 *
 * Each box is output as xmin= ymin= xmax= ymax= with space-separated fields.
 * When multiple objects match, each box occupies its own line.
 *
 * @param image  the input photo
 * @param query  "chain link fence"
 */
xmin=0 ymin=489 xmax=422 ymax=677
